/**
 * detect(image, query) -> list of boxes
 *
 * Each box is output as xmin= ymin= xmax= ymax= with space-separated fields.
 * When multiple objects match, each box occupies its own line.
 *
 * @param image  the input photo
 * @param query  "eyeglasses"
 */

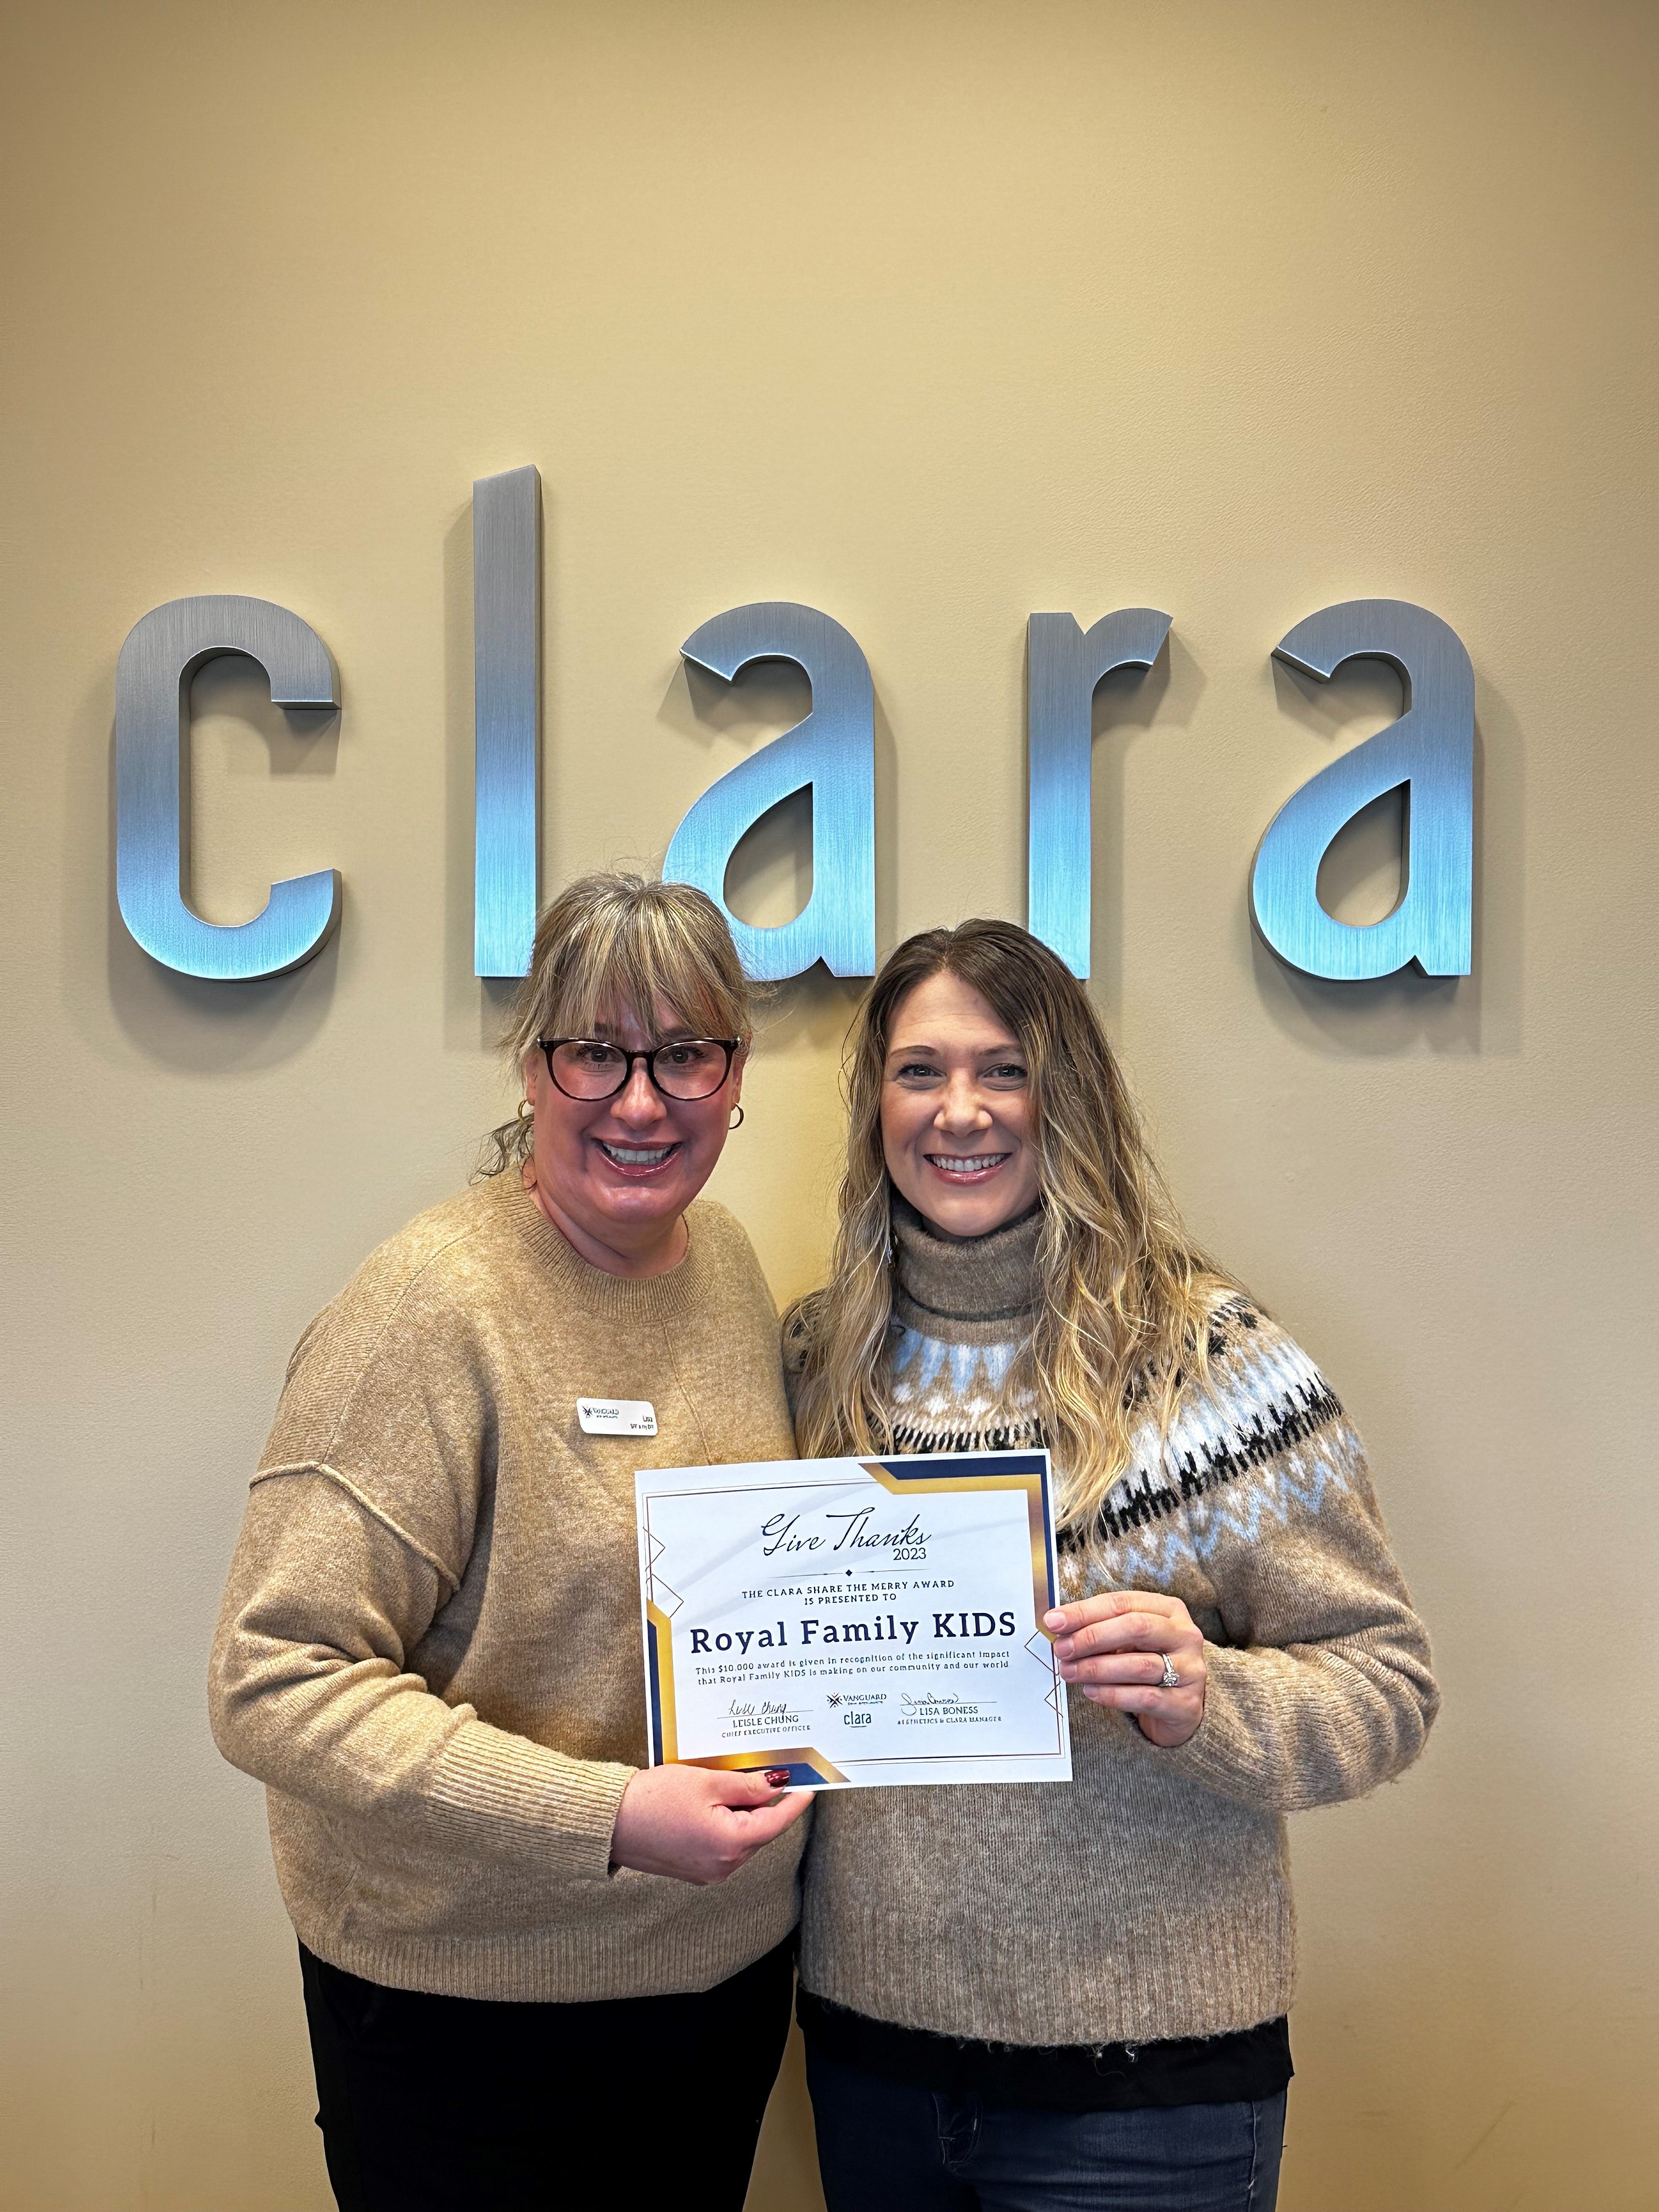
xmin=537 ymin=1036 xmax=741 ymax=1103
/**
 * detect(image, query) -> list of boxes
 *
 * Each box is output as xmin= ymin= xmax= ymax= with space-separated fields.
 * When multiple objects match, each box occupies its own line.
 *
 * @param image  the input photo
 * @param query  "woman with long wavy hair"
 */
xmin=786 ymin=918 xmax=1437 ymax=2212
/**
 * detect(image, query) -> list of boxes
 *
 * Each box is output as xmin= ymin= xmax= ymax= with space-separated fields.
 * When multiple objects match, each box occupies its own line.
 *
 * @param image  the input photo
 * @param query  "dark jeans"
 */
xmin=300 ymin=1936 xmax=794 ymax=2211
xmin=806 ymin=2049 xmax=1286 ymax=2212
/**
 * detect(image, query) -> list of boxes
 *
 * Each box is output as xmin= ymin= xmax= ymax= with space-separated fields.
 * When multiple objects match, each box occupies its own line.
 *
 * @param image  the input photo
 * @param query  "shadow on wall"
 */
xmin=101 ymin=654 xmax=342 ymax=1074
xmin=1246 ymin=653 xmax=1524 ymax=1060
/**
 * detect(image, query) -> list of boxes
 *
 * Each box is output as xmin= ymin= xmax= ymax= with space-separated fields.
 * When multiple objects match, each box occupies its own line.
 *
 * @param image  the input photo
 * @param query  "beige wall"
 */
xmin=4 ymin=2 xmax=1655 ymax=2205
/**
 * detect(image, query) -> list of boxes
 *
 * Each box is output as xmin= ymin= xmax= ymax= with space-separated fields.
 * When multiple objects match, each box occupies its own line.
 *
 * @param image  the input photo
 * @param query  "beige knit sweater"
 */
xmin=795 ymin=1200 xmax=1439 ymax=2046
xmin=210 ymin=1175 xmax=803 ymax=2001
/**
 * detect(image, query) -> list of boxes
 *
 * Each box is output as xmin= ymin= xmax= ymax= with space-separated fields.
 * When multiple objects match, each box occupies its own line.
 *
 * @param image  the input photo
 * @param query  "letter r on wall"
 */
xmin=1026 ymin=608 xmax=1172 ymax=979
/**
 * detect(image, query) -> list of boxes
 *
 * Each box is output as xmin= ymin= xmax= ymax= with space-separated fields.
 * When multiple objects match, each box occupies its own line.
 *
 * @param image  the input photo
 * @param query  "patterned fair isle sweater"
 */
xmin=793 ymin=1198 xmax=1438 ymax=2092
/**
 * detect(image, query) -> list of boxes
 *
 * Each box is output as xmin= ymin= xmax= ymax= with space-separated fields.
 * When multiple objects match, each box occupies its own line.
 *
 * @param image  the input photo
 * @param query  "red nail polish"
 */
xmin=764 ymin=1768 xmax=792 ymax=1787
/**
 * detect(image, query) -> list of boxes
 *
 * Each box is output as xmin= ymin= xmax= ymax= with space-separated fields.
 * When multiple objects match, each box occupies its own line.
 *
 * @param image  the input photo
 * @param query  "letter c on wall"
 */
xmin=1250 ymin=599 xmax=1474 ymax=980
xmin=115 ymin=595 xmax=341 ymax=979
xmin=664 ymin=602 xmax=876 ymax=981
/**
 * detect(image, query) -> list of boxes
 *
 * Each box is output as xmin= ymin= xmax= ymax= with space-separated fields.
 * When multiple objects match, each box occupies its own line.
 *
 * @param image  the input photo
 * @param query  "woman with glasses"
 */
xmin=785 ymin=919 xmax=1438 ymax=2212
xmin=210 ymin=873 xmax=809 ymax=2212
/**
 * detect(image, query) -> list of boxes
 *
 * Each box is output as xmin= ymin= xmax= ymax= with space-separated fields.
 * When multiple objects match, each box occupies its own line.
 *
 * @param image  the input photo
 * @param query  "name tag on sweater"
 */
xmin=578 ymin=1397 xmax=658 ymax=1438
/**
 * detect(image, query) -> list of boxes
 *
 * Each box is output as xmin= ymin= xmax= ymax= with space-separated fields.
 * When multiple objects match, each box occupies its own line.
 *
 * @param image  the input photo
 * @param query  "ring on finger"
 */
xmin=1156 ymin=1652 xmax=1179 ymax=1690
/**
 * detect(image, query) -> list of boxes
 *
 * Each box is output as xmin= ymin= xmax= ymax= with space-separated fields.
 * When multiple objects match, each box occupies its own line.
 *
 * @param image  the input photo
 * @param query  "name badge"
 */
xmin=578 ymin=1397 xmax=658 ymax=1438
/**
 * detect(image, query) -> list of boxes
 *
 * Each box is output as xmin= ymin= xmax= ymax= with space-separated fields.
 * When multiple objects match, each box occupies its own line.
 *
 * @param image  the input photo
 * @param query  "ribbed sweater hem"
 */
xmin=799 ymin=1857 xmax=1296 ymax=2046
xmin=796 ymin=1951 xmax=1295 ymax=2049
xmin=292 ymin=1888 xmax=803 ymax=2004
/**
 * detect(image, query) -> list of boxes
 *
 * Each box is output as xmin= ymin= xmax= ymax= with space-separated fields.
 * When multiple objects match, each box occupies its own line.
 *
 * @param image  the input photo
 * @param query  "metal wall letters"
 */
xmin=1026 ymin=608 xmax=1173 ymax=978
xmin=663 ymin=602 xmax=876 ymax=982
xmin=472 ymin=466 xmax=542 ymax=979
xmin=1250 ymin=599 xmax=1474 ymax=980
xmin=110 ymin=504 xmax=1480 ymax=994
xmin=114 ymin=595 xmax=341 ymax=980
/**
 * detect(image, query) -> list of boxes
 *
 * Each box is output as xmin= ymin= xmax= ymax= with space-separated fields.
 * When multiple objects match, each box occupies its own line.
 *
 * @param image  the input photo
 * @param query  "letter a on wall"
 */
xmin=1251 ymin=599 xmax=1474 ymax=980
xmin=115 ymin=595 xmax=341 ymax=979
xmin=664 ymin=602 xmax=876 ymax=981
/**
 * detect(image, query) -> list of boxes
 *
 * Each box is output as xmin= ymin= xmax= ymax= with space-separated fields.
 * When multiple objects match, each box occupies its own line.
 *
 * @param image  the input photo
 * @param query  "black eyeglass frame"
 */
xmin=535 ymin=1036 xmax=742 ymax=1103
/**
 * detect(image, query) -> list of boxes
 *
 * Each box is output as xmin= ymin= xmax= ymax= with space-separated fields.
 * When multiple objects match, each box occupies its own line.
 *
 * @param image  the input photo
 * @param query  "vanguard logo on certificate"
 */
xmin=635 ymin=1451 xmax=1073 ymax=1789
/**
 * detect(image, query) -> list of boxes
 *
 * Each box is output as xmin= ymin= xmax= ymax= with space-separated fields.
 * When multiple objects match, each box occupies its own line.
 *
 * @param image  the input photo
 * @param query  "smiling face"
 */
xmin=879 ymin=969 xmax=1042 ymax=1240
xmin=522 ymin=995 xmax=744 ymax=1277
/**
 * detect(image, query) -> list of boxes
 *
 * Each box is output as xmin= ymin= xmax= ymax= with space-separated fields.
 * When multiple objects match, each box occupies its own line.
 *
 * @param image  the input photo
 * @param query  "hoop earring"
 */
xmin=517 ymin=1098 xmax=534 ymax=1121
xmin=729 ymin=1105 xmax=745 ymax=1131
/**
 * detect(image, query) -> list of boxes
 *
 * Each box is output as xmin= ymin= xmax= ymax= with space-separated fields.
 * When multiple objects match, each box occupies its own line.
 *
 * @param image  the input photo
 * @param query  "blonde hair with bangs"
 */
xmin=785 ymin=919 xmax=1233 ymax=1564
xmin=478 ymin=871 xmax=753 ymax=1178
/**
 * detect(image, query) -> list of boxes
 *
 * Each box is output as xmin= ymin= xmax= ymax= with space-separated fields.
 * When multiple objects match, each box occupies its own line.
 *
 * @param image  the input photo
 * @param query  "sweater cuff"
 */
xmin=1140 ymin=1644 xmax=1271 ymax=1804
xmin=425 ymin=1720 xmax=635 ymax=1882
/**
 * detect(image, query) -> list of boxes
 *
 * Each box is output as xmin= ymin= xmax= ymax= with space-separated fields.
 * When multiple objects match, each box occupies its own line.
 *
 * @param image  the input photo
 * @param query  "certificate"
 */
xmin=635 ymin=1451 xmax=1072 ymax=1788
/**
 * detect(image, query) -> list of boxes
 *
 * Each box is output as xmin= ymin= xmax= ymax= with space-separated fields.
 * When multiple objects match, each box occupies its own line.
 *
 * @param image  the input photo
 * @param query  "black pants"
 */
xmin=300 ymin=1937 xmax=795 ymax=2211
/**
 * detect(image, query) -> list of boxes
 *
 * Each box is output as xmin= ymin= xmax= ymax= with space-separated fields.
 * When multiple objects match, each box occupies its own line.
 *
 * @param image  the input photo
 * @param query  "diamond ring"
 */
xmin=1157 ymin=1652 xmax=1179 ymax=1690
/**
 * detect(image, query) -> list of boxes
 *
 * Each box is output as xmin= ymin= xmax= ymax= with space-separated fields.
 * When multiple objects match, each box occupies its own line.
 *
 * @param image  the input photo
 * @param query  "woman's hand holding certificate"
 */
xmin=1046 ymin=1590 xmax=1208 ymax=1748
xmin=610 ymin=1762 xmax=810 ymax=1884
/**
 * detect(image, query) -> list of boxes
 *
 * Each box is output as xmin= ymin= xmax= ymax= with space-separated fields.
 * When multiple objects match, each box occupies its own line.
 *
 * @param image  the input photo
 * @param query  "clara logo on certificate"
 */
xmin=634 ymin=1452 xmax=1073 ymax=1790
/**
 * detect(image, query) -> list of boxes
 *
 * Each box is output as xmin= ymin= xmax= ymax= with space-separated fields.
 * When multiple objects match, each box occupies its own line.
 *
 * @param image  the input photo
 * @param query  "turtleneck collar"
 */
xmin=890 ymin=1190 xmax=1042 ymax=1344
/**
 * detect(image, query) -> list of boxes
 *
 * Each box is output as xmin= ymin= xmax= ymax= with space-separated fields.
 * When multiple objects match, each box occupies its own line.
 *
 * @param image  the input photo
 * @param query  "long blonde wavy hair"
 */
xmin=785 ymin=919 xmax=1233 ymax=1553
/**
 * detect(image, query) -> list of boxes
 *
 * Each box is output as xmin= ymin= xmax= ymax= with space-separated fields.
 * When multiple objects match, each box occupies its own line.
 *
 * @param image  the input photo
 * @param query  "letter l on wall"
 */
xmin=473 ymin=466 xmax=543 ymax=979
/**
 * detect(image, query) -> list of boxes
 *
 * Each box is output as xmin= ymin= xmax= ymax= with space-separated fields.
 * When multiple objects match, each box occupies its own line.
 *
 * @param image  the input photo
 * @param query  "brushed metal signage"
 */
xmin=1026 ymin=607 xmax=1173 ymax=980
xmin=472 ymin=465 xmax=542 ymax=980
xmin=115 ymin=595 xmax=341 ymax=981
xmin=111 ymin=468 xmax=1477 ymax=991
xmin=664 ymin=601 xmax=876 ymax=984
xmin=1250 ymin=599 xmax=1474 ymax=980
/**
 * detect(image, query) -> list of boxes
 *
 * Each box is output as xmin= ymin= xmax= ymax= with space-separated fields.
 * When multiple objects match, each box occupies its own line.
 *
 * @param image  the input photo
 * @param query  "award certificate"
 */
xmin=635 ymin=1451 xmax=1072 ymax=1789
